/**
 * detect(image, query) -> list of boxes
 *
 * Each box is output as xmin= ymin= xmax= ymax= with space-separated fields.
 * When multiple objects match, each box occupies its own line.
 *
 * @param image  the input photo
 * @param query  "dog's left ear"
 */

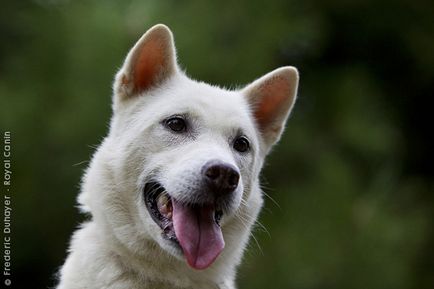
xmin=113 ymin=24 xmax=177 ymax=103
xmin=242 ymin=67 xmax=299 ymax=152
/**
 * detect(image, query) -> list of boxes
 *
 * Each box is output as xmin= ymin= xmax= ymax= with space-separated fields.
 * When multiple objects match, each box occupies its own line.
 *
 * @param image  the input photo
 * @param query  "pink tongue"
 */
xmin=172 ymin=200 xmax=224 ymax=270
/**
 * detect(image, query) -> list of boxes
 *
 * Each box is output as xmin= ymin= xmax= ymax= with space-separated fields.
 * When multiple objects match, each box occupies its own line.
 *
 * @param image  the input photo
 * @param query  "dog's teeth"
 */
xmin=157 ymin=194 xmax=173 ymax=218
xmin=157 ymin=193 xmax=168 ymax=205
xmin=157 ymin=194 xmax=169 ymax=212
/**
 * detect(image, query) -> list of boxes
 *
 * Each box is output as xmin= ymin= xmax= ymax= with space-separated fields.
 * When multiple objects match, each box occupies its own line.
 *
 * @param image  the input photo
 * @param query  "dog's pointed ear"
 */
xmin=242 ymin=67 xmax=299 ymax=152
xmin=114 ymin=24 xmax=177 ymax=102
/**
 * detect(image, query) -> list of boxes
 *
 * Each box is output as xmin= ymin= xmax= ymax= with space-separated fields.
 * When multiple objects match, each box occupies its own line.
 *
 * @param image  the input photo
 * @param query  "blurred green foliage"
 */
xmin=1 ymin=0 xmax=433 ymax=288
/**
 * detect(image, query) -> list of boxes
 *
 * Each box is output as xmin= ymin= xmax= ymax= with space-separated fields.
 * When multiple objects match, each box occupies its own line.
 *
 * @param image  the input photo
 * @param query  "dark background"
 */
xmin=1 ymin=0 xmax=433 ymax=288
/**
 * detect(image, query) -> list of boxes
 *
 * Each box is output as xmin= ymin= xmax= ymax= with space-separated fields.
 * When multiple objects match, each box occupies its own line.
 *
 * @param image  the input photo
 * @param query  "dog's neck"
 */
xmin=89 ymin=218 xmax=238 ymax=289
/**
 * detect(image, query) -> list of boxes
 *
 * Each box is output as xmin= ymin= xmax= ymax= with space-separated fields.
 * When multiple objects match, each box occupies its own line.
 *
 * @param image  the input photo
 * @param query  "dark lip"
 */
xmin=143 ymin=181 xmax=179 ymax=244
xmin=143 ymin=181 xmax=223 ymax=244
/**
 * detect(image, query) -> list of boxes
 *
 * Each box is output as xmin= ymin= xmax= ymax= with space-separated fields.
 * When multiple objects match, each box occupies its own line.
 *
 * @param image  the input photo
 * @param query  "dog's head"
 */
xmin=79 ymin=24 xmax=298 ymax=271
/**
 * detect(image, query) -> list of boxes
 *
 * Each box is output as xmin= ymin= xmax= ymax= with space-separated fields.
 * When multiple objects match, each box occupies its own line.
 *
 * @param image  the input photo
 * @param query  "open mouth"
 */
xmin=144 ymin=181 xmax=224 ymax=270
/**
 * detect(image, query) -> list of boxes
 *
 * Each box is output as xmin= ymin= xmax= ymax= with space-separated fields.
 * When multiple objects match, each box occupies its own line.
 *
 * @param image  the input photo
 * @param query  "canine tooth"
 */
xmin=157 ymin=194 xmax=173 ymax=217
xmin=157 ymin=194 xmax=168 ymax=211
xmin=157 ymin=194 xmax=168 ymax=205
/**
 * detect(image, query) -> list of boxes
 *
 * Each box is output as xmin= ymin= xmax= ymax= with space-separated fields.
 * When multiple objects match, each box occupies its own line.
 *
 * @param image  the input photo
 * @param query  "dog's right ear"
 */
xmin=113 ymin=24 xmax=177 ymax=103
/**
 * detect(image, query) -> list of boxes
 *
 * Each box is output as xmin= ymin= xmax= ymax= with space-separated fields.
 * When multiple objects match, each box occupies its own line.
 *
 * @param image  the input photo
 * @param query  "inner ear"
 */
xmin=132 ymin=30 xmax=175 ymax=94
xmin=243 ymin=67 xmax=299 ymax=149
xmin=115 ymin=24 xmax=177 ymax=100
xmin=253 ymin=77 xmax=291 ymax=131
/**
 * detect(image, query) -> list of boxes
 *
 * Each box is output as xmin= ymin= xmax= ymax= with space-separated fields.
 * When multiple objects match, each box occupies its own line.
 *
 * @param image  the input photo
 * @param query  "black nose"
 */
xmin=202 ymin=160 xmax=240 ymax=195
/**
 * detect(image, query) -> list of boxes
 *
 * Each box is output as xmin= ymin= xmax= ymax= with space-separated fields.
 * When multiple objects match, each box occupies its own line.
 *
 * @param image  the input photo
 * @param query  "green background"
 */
xmin=1 ymin=0 xmax=433 ymax=288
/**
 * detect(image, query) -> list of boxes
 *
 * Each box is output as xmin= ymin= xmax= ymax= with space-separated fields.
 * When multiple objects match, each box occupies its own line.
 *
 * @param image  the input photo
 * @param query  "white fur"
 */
xmin=57 ymin=24 xmax=298 ymax=289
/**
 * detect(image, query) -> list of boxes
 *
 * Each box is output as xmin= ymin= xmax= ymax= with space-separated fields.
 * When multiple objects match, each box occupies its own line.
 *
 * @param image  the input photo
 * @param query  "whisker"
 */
xmin=262 ymin=190 xmax=281 ymax=210
xmin=73 ymin=160 xmax=89 ymax=167
xmin=235 ymin=211 xmax=264 ymax=255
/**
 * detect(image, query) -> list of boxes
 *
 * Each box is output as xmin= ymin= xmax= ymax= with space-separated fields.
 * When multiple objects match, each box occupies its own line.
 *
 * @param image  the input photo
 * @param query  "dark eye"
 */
xmin=165 ymin=116 xmax=187 ymax=132
xmin=233 ymin=136 xmax=250 ymax=153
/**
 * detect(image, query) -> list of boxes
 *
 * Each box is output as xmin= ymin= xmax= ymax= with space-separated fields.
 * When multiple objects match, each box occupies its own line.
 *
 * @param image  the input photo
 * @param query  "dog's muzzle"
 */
xmin=143 ymin=160 xmax=240 ymax=270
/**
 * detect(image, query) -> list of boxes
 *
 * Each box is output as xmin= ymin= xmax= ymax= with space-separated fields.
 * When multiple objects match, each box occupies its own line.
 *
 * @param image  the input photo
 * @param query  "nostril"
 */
xmin=205 ymin=166 xmax=221 ymax=180
xmin=227 ymin=170 xmax=240 ymax=188
xmin=202 ymin=160 xmax=240 ymax=194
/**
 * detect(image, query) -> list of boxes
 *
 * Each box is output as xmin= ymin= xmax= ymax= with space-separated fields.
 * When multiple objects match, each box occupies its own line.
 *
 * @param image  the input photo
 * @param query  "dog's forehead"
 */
xmin=183 ymin=89 xmax=247 ymax=117
xmin=160 ymin=80 xmax=254 ymax=131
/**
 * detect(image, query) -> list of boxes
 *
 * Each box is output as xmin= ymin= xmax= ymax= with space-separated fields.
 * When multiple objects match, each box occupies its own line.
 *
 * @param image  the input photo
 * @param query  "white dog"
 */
xmin=57 ymin=24 xmax=298 ymax=289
